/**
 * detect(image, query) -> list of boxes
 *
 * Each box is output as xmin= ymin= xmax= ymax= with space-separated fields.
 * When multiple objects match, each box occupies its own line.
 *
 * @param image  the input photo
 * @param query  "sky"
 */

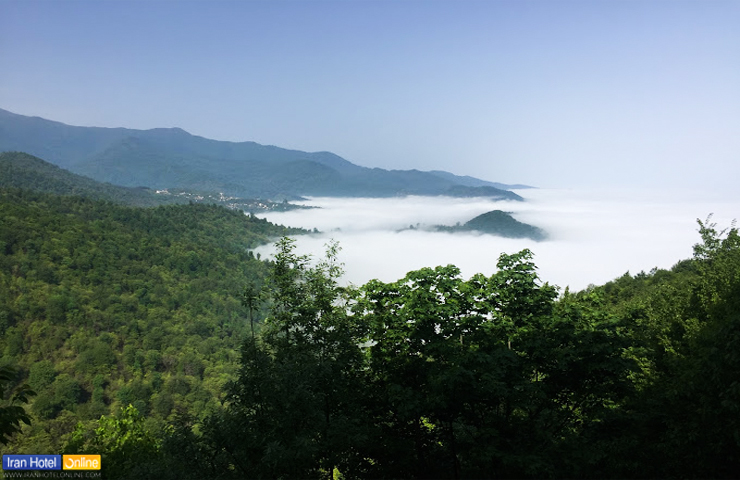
xmin=1 ymin=0 xmax=739 ymax=189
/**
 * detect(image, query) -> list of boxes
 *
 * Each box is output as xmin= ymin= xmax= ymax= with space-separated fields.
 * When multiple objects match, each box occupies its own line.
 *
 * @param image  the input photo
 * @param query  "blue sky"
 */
xmin=1 ymin=0 xmax=738 ymax=189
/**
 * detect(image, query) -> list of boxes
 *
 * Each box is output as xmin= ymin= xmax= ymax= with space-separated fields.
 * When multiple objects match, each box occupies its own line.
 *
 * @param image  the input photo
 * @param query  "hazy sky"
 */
xmin=1 ymin=0 xmax=739 ymax=189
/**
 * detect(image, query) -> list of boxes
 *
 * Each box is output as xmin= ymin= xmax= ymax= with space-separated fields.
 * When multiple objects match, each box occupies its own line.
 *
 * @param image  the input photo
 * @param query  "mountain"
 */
xmin=0 ymin=151 xmax=183 ymax=207
xmin=0 ymin=151 xmax=315 ymax=212
xmin=435 ymin=209 xmax=547 ymax=241
xmin=428 ymin=170 xmax=533 ymax=190
xmin=0 ymin=108 xmax=524 ymax=200
xmin=445 ymin=185 xmax=524 ymax=199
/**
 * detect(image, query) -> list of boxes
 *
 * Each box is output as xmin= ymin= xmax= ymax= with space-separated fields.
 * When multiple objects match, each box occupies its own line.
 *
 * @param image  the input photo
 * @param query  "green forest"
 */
xmin=0 ymin=188 xmax=305 ymax=459
xmin=1 ymin=181 xmax=739 ymax=478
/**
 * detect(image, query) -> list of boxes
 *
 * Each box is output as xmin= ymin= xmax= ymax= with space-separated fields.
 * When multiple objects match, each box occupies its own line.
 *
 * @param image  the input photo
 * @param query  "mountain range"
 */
xmin=0 ymin=151 xmax=314 ymax=213
xmin=0 ymin=108 xmax=527 ymax=200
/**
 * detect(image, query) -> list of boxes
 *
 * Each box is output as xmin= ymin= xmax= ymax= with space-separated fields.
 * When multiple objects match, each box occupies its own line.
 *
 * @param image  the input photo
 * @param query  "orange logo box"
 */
xmin=63 ymin=455 xmax=101 ymax=470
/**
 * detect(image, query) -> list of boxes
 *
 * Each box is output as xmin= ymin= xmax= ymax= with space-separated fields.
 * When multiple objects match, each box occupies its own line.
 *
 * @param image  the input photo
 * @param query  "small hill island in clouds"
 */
xmin=436 ymin=210 xmax=547 ymax=241
xmin=0 ymin=108 xmax=527 ymax=201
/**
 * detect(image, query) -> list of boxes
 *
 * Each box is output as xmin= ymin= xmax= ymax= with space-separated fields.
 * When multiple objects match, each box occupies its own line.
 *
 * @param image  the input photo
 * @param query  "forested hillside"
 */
xmin=1 ymin=182 xmax=738 ymax=478
xmin=0 ymin=188 xmax=306 ymax=454
xmin=0 ymin=152 xmax=315 ymax=212
xmin=62 ymin=222 xmax=740 ymax=479
xmin=0 ymin=151 xmax=184 ymax=207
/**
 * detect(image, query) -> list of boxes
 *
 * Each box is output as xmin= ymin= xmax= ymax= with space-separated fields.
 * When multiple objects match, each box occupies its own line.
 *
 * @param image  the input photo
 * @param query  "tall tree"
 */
xmin=209 ymin=238 xmax=368 ymax=479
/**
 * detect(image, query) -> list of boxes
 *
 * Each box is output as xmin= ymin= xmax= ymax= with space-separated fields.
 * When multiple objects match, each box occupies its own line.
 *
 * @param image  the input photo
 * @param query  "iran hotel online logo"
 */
xmin=3 ymin=454 xmax=101 ymax=471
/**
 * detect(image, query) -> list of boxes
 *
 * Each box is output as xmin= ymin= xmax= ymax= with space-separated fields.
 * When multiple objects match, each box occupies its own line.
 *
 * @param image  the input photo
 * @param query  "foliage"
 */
xmin=353 ymin=250 xmax=632 ymax=478
xmin=65 ymin=405 xmax=161 ymax=479
xmin=0 ymin=187 xmax=305 ymax=452
xmin=206 ymin=238 xmax=368 ymax=478
xmin=0 ymin=364 xmax=36 ymax=445
xmin=192 ymin=222 xmax=740 ymax=478
xmin=3 ymin=171 xmax=740 ymax=479
xmin=196 ymin=246 xmax=636 ymax=478
xmin=574 ymin=217 xmax=740 ymax=478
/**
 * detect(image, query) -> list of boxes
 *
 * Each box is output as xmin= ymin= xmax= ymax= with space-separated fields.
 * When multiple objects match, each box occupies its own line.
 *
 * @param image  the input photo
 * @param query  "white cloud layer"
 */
xmin=253 ymin=188 xmax=739 ymax=292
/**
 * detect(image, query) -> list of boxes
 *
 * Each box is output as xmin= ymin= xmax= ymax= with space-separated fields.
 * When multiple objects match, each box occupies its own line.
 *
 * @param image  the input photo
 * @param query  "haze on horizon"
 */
xmin=1 ymin=0 xmax=739 ymax=190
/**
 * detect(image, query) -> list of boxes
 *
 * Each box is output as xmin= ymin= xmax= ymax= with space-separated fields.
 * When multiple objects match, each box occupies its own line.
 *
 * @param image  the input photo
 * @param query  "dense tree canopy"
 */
xmin=198 ymin=244 xmax=636 ymax=479
xmin=184 ymin=219 xmax=738 ymax=479
xmin=0 ymin=188 xmax=305 ymax=453
xmin=2 ymin=183 xmax=738 ymax=479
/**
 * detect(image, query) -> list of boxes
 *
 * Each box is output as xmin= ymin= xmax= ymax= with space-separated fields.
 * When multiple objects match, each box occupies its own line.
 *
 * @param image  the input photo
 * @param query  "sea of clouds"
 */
xmin=252 ymin=187 xmax=739 ymax=292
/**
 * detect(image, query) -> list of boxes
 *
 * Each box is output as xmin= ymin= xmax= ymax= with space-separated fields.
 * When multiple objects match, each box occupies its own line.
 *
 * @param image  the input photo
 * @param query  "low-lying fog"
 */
xmin=252 ymin=188 xmax=739 ymax=292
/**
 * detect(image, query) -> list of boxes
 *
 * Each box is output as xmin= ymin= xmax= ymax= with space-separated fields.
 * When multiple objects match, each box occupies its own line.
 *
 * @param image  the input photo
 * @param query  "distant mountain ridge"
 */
xmin=0 ymin=151 xmax=316 ymax=212
xmin=0 ymin=108 xmax=526 ymax=200
xmin=0 ymin=151 xmax=182 ymax=207
xmin=428 ymin=170 xmax=532 ymax=190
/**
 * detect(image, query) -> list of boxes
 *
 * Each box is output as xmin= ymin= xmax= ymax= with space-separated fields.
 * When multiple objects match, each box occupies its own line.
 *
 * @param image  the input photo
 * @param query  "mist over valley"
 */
xmin=2 ymin=108 xmax=737 ymax=293
xmin=254 ymin=187 xmax=740 ymax=291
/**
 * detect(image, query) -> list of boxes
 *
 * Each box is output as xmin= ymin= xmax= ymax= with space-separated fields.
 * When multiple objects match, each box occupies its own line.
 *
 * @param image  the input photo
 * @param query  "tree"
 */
xmin=65 ymin=405 xmax=161 ymax=479
xmin=356 ymin=250 xmax=635 ymax=478
xmin=202 ymin=243 xmax=637 ymax=478
xmin=0 ymin=364 xmax=35 ymax=445
xmin=242 ymin=280 xmax=262 ymax=342
xmin=582 ymin=217 xmax=740 ymax=478
xmin=208 ymin=238 xmax=368 ymax=479
xmin=652 ymin=217 xmax=740 ymax=478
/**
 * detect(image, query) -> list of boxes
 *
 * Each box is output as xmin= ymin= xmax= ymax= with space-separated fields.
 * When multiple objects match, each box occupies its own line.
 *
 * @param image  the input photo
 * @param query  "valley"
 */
xmin=1 ymin=111 xmax=739 ymax=479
